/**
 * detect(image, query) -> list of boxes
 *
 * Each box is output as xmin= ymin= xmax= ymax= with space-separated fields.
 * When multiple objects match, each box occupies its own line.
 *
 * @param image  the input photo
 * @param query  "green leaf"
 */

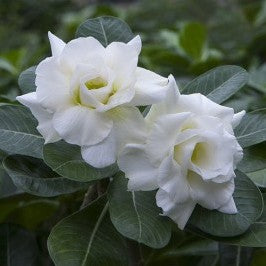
xmin=0 ymin=224 xmax=39 ymax=266
xmin=219 ymin=244 xmax=252 ymax=266
xmin=3 ymin=155 xmax=89 ymax=197
xmin=43 ymin=141 xmax=118 ymax=182
xmin=0 ymin=166 xmax=22 ymax=199
xmin=182 ymin=65 xmax=249 ymax=104
xmin=248 ymin=64 xmax=266 ymax=93
xmin=76 ymin=16 xmax=134 ymax=47
xmin=248 ymin=169 xmax=266 ymax=188
xmin=179 ymin=22 xmax=207 ymax=60
xmin=108 ymin=173 xmax=171 ymax=248
xmin=18 ymin=66 xmax=37 ymax=94
xmin=188 ymin=170 xmax=263 ymax=237
xmin=48 ymin=195 xmax=129 ymax=266
xmin=6 ymin=199 xmax=59 ymax=230
xmin=235 ymin=109 xmax=266 ymax=148
xmin=237 ymin=143 xmax=266 ymax=173
xmin=0 ymin=105 xmax=44 ymax=158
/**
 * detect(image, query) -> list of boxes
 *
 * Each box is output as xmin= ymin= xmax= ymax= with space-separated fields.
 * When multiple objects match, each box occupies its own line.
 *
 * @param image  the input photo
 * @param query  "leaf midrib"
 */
xmin=81 ymin=201 xmax=109 ymax=266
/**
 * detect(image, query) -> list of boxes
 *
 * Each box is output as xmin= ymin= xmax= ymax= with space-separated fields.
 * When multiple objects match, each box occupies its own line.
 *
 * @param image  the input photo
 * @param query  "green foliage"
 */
xmin=3 ymin=155 xmax=89 ymax=197
xmin=0 ymin=105 xmax=44 ymax=158
xmin=108 ymin=173 xmax=171 ymax=248
xmin=43 ymin=141 xmax=118 ymax=182
xmin=48 ymin=195 xmax=129 ymax=266
xmin=1 ymin=2 xmax=266 ymax=265
xmin=188 ymin=171 xmax=263 ymax=237
xmin=76 ymin=16 xmax=134 ymax=47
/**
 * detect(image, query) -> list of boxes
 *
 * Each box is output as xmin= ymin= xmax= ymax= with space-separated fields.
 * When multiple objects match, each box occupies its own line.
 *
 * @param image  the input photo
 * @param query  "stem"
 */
xmin=126 ymin=239 xmax=144 ymax=266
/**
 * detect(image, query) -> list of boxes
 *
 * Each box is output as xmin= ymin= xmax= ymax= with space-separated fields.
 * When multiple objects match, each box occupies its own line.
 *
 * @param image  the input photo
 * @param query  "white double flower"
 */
xmin=118 ymin=76 xmax=245 ymax=229
xmin=17 ymin=32 xmax=245 ymax=229
xmin=17 ymin=32 xmax=169 ymax=168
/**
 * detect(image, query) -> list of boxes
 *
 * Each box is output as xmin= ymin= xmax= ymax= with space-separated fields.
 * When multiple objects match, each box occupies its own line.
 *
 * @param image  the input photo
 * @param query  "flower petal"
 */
xmin=156 ymin=189 xmax=196 ymax=230
xmin=146 ymin=112 xmax=191 ymax=165
xmin=36 ymin=57 xmax=71 ymax=111
xmin=52 ymin=105 xmax=112 ymax=146
xmin=81 ymin=129 xmax=116 ymax=168
xmin=118 ymin=143 xmax=158 ymax=191
xmin=232 ymin=110 xmax=245 ymax=128
xmin=48 ymin=32 xmax=66 ymax=57
xmin=127 ymin=35 xmax=142 ymax=54
xmin=188 ymin=171 xmax=235 ymax=210
xmin=146 ymin=75 xmax=180 ymax=122
xmin=16 ymin=92 xmax=60 ymax=143
xmin=130 ymin=67 xmax=169 ymax=106
xmin=60 ymin=37 xmax=105 ymax=71
xmin=218 ymin=196 xmax=237 ymax=214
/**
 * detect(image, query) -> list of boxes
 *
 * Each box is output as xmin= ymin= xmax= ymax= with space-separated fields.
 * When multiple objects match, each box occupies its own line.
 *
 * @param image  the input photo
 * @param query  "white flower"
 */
xmin=118 ymin=76 xmax=245 ymax=229
xmin=17 ymin=32 xmax=170 ymax=168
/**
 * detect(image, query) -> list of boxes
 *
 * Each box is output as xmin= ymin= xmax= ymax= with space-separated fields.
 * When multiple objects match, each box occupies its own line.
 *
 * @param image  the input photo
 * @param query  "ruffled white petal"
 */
xmin=218 ymin=196 xmax=237 ymax=214
xmin=146 ymin=113 xmax=190 ymax=165
xmin=81 ymin=130 xmax=116 ymax=168
xmin=48 ymin=32 xmax=65 ymax=57
xmin=130 ymin=68 xmax=169 ymax=106
xmin=188 ymin=171 xmax=235 ymax=210
xmin=118 ymin=144 xmax=158 ymax=191
xmin=16 ymin=92 xmax=60 ymax=143
xmin=146 ymin=75 xmax=180 ymax=123
xmin=60 ymin=37 xmax=105 ymax=71
xmin=52 ymin=105 xmax=112 ymax=146
xmin=232 ymin=110 xmax=245 ymax=128
xmin=156 ymin=189 xmax=196 ymax=230
xmin=36 ymin=57 xmax=71 ymax=111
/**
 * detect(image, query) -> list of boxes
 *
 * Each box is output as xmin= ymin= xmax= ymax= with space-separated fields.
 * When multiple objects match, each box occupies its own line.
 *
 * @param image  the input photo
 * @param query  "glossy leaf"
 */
xmin=182 ymin=65 xmax=249 ymax=104
xmin=235 ymin=109 xmax=266 ymax=148
xmin=0 ymin=105 xmax=44 ymax=158
xmin=248 ymin=169 xmax=266 ymax=188
xmin=0 ymin=224 xmax=39 ymax=266
xmin=188 ymin=170 xmax=263 ymax=237
xmin=18 ymin=66 xmax=37 ymax=94
xmin=43 ymin=141 xmax=118 ymax=182
xmin=219 ymin=244 xmax=252 ymax=266
xmin=238 ymin=143 xmax=266 ymax=173
xmin=76 ymin=16 xmax=134 ymax=47
xmin=3 ymin=155 xmax=89 ymax=197
xmin=48 ymin=195 xmax=129 ymax=266
xmin=108 ymin=173 xmax=171 ymax=248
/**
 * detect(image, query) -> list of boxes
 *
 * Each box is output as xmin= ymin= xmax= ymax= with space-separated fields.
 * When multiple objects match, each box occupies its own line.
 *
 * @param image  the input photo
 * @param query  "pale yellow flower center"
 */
xmin=85 ymin=77 xmax=107 ymax=90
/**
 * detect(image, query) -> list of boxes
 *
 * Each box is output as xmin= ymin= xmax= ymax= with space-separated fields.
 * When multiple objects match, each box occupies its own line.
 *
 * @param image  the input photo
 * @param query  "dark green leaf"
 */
xmin=235 ymin=109 xmax=266 ymax=148
xmin=108 ymin=173 xmax=171 ymax=248
xmin=18 ymin=66 xmax=37 ymax=94
xmin=238 ymin=143 xmax=266 ymax=173
xmin=76 ymin=16 xmax=134 ymax=47
xmin=218 ymin=244 xmax=253 ymax=266
xmin=3 ymin=155 xmax=89 ymax=197
xmin=0 ymin=224 xmax=39 ymax=266
xmin=0 ymin=105 xmax=44 ymax=158
xmin=179 ymin=22 xmax=207 ymax=60
xmin=48 ymin=195 xmax=129 ymax=266
xmin=248 ymin=169 xmax=266 ymax=188
xmin=182 ymin=66 xmax=249 ymax=104
xmin=188 ymin=170 xmax=263 ymax=237
xmin=43 ymin=141 xmax=118 ymax=182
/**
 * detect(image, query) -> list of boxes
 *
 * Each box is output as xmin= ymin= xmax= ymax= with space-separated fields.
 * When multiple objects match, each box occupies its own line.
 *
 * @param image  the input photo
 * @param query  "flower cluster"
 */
xmin=17 ymin=33 xmax=245 ymax=229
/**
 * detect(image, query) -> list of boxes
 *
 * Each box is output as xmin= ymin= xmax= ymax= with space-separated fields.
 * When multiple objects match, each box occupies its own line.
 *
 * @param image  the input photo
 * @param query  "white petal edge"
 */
xmin=118 ymin=143 xmax=158 ymax=191
xmin=52 ymin=105 xmax=113 ymax=146
xmin=48 ymin=31 xmax=66 ymax=57
xmin=16 ymin=92 xmax=61 ymax=143
xmin=81 ymin=129 xmax=116 ymax=168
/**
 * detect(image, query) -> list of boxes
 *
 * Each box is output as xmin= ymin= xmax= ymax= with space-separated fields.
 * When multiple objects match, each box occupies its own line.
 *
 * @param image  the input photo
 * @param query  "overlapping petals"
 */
xmin=118 ymin=76 xmax=244 ymax=229
xmin=17 ymin=32 xmax=170 ymax=167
